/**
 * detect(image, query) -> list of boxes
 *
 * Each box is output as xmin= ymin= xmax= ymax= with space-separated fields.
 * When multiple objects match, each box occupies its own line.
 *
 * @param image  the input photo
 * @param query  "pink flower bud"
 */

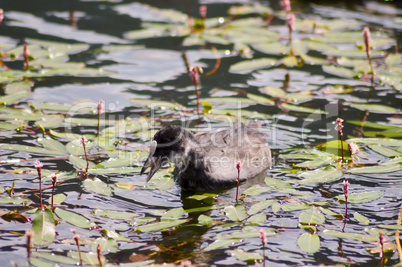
xmin=34 ymin=160 xmax=43 ymax=169
xmin=334 ymin=118 xmax=344 ymax=133
xmin=80 ymin=136 xmax=88 ymax=146
xmin=281 ymin=0 xmax=291 ymax=12
xmin=97 ymin=99 xmax=104 ymax=114
xmin=0 ymin=9 xmax=4 ymax=26
xmin=259 ymin=229 xmax=267 ymax=244
xmin=287 ymin=13 xmax=295 ymax=32
xmin=236 ymin=162 xmax=241 ymax=172
xmin=199 ymin=5 xmax=207 ymax=20
xmin=342 ymin=180 xmax=349 ymax=199
xmin=51 ymin=173 xmax=58 ymax=185
xmin=363 ymin=27 xmax=371 ymax=56
xmin=190 ymin=67 xmax=201 ymax=86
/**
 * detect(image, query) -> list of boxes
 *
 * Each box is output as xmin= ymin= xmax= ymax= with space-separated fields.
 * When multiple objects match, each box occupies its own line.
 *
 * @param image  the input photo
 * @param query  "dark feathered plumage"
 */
xmin=140 ymin=122 xmax=272 ymax=191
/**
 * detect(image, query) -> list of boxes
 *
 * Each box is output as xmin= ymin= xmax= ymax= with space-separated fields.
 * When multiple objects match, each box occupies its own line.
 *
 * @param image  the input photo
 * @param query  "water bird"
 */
xmin=140 ymin=122 xmax=272 ymax=191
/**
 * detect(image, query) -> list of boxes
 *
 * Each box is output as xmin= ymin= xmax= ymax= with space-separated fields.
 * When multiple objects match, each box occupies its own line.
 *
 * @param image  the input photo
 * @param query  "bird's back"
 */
xmin=176 ymin=122 xmax=271 ymax=191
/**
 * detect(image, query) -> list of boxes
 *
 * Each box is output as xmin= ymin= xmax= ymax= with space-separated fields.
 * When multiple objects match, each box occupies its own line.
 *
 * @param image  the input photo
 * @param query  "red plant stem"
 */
xmin=82 ymin=144 xmax=89 ymax=178
xmin=194 ymin=85 xmax=200 ymax=117
xmin=262 ymin=242 xmax=266 ymax=267
xmin=235 ymin=168 xmax=240 ymax=203
xmin=97 ymin=244 xmax=102 ymax=267
xmin=75 ymin=237 xmax=83 ymax=266
xmin=37 ymin=168 xmax=43 ymax=210
xmin=51 ymin=185 xmax=55 ymax=209
xmin=344 ymin=196 xmax=348 ymax=220
xmin=338 ymin=132 xmax=344 ymax=163
xmin=97 ymin=112 xmax=101 ymax=136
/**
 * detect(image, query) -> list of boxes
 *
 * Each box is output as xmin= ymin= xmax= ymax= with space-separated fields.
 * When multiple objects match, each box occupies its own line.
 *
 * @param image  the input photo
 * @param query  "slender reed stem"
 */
xmin=80 ymin=137 xmax=89 ymax=178
xmin=260 ymin=229 xmax=267 ymax=267
xmin=26 ymin=230 xmax=32 ymax=267
xmin=235 ymin=162 xmax=241 ymax=203
xmin=97 ymin=244 xmax=102 ymax=267
xmin=51 ymin=173 xmax=58 ymax=209
xmin=34 ymin=160 xmax=43 ymax=210
xmin=72 ymin=229 xmax=83 ymax=266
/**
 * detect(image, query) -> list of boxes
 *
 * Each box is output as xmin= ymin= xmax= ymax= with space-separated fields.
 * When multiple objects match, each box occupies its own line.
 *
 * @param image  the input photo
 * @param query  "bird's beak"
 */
xmin=140 ymin=156 xmax=163 ymax=182
xmin=140 ymin=140 xmax=161 ymax=182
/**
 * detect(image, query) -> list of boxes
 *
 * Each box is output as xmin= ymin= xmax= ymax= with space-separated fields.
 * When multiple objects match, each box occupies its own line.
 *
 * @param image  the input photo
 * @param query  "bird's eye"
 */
xmin=150 ymin=140 xmax=157 ymax=155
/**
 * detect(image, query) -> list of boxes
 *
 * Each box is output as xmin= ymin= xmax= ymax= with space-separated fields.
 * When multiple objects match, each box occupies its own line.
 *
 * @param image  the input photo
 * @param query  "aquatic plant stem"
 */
xmin=342 ymin=180 xmax=349 ymax=224
xmin=379 ymin=231 xmax=385 ymax=267
xmin=72 ymin=229 xmax=83 ymax=266
xmin=363 ymin=27 xmax=374 ymax=85
xmin=190 ymin=67 xmax=202 ymax=117
xmin=235 ymin=162 xmax=241 ymax=203
xmin=335 ymin=118 xmax=345 ymax=163
xmin=97 ymin=244 xmax=102 ymax=267
xmin=51 ymin=173 xmax=58 ymax=209
xmin=35 ymin=160 xmax=43 ymax=210
xmin=96 ymin=100 xmax=104 ymax=136
xmin=260 ymin=229 xmax=267 ymax=267
xmin=80 ymin=137 xmax=89 ymax=178
xmin=26 ymin=230 xmax=32 ymax=267
xmin=396 ymin=203 xmax=402 ymax=263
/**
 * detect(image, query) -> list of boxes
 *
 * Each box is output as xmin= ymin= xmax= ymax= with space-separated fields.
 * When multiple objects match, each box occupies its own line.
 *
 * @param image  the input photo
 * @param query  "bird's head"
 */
xmin=140 ymin=125 xmax=189 ymax=181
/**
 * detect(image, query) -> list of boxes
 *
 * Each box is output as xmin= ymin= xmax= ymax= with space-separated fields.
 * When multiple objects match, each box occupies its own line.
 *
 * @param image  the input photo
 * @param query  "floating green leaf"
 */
xmin=297 ymin=167 xmax=343 ymax=185
xmin=299 ymin=207 xmax=325 ymax=225
xmin=0 ymin=91 xmax=31 ymax=105
xmin=354 ymin=212 xmax=370 ymax=225
xmin=33 ymin=252 xmax=78 ymax=265
xmin=49 ymin=193 xmax=66 ymax=205
xmin=198 ymin=214 xmax=213 ymax=226
xmin=297 ymin=233 xmax=320 ymax=253
xmin=32 ymin=207 xmax=56 ymax=246
xmin=242 ymin=185 xmax=271 ymax=196
xmin=38 ymin=137 xmax=67 ymax=154
xmin=55 ymin=208 xmax=96 ymax=229
xmin=323 ymin=229 xmax=377 ymax=242
xmin=135 ymin=219 xmax=188 ymax=232
xmin=69 ymin=155 xmax=96 ymax=170
xmin=248 ymin=200 xmax=275 ymax=215
xmin=224 ymin=204 xmax=247 ymax=221
xmin=161 ymin=207 xmax=185 ymax=222
xmin=229 ymin=249 xmax=263 ymax=262
xmin=230 ymin=58 xmax=276 ymax=73
xmin=335 ymin=191 xmax=384 ymax=203
xmin=83 ymin=178 xmax=112 ymax=196
xmin=92 ymin=237 xmax=118 ymax=253
xmin=349 ymin=103 xmax=398 ymax=114
xmin=246 ymin=213 xmax=266 ymax=225
xmin=0 ymin=143 xmax=66 ymax=155
xmin=93 ymin=209 xmax=138 ymax=220
xmin=89 ymin=166 xmax=142 ymax=174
